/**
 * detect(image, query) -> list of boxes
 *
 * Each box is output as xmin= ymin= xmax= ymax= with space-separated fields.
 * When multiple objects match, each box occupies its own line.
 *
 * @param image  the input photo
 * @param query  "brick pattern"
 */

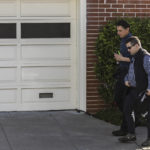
xmin=86 ymin=0 xmax=150 ymax=114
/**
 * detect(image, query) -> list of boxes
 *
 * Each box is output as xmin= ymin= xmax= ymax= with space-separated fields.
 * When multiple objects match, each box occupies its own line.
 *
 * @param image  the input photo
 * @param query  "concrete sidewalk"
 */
xmin=0 ymin=110 xmax=148 ymax=150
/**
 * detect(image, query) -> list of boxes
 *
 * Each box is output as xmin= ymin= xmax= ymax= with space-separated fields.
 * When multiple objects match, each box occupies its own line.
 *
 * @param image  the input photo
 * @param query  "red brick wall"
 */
xmin=86 ymin=0 xmax=150 ymax=114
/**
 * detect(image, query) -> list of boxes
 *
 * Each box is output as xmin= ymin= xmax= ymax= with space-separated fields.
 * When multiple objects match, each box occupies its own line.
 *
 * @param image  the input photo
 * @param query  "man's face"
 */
xmin=117 ymin=26 xmax=129 ymax=38
xmin=126 ymin=42 xmax=138 ymax=55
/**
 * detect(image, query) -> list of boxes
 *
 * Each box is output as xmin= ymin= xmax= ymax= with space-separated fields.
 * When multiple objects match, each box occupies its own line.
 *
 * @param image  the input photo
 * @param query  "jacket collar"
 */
xmin=133 ymin=48 xmax=143 ymax=58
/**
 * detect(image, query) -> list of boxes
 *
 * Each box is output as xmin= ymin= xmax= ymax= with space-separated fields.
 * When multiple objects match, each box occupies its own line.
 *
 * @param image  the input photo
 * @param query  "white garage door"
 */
xmin=0 ymin=0 xmax=77 ymax=111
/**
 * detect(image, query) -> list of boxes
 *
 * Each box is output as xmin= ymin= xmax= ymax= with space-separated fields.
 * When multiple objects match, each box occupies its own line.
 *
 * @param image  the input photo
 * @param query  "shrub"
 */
xmin=95 ymin=18 xmax=150 ymax=105
xmin=93 ymin=107 xmax=122 ymax=125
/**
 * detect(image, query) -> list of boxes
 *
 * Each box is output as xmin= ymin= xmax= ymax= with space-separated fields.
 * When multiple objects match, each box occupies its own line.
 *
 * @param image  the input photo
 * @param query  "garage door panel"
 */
xmin=0 ymin=67 xmax=17 ymax=81
xmin=21 ymin=44 xmax=70 ymax=60
xmin=21 ymin=0 xmax=70 ymax=17
xmin=0 ymin=0 xmax=17 ymax=17
xmin=0 ymin=0 xmax=77 ymax=111
xmin=0 ymin=89 xmax=17 ymax=103
xmin=22 ymin=88 xmax=70 ymax=102
xmin=0 ymin=45 xmax=17 ymax=60
xmin=21 ymin=23 xmax=70 ymax=38
xmin=21 ymin=66 xmax=70 ymax=81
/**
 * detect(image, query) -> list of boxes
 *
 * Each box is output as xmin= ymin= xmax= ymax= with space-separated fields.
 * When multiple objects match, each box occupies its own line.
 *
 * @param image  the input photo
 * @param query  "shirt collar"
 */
xmin=122 ymin=33 xmax=132 ymax=41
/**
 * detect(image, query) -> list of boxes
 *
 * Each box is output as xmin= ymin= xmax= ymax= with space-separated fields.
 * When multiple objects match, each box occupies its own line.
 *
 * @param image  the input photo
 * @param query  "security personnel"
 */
xmin=118 ymin=36 xmax=150 ymax=147
xmin=112 ymin=20 xmax=132 ymax=136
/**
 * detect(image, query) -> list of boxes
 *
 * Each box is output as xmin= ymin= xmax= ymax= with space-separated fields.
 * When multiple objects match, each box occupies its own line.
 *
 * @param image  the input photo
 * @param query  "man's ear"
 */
xmin=135 ymin=43 xmax=140 ymax=49
xmin=126 ymin=27 xmax=130 ymax=32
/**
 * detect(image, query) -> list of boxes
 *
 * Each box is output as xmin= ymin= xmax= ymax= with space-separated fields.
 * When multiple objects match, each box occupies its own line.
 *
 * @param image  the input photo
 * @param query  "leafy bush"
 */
xmin=93 ymin=107 xmax=147 ymax=126
xmin=93 ymin=107 xmax=122 ymax=125
xmin=95 ymin=18 xmax=150 ymax=105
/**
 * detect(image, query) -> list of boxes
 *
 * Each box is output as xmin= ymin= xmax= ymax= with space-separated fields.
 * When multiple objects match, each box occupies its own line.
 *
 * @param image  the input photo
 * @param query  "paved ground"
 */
xmin=0 ymin=110 xmax=149 ymax=150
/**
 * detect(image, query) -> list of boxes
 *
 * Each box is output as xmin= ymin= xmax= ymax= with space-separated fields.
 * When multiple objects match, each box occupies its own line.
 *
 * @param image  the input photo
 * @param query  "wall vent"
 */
xmin=39 ymin=93 xmax=53 ymax=98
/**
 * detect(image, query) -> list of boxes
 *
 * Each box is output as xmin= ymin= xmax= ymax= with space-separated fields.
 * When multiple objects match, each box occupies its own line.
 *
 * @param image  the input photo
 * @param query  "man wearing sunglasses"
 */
xmin=118 ymin=36 xmax=150 ymax=147
xmin=112 ymin=20 xmax=132 ymax=136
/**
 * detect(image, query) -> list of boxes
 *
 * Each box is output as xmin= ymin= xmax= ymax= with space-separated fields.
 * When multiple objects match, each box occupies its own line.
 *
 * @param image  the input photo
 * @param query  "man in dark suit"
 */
xmin=112 ymin=20 xmax=132 ymax=136
xmin=118 ymin=36 xmax=150 ymax=147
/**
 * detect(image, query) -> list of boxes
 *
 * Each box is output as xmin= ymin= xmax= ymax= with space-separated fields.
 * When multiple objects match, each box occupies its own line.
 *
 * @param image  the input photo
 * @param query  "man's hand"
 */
xmin=114 ymin=53 xmax=123 ymax=61
xmin=146 ymin=89 xmax=150 ymax=96
xmin=125 ymin=81 xmax=130 ymax=87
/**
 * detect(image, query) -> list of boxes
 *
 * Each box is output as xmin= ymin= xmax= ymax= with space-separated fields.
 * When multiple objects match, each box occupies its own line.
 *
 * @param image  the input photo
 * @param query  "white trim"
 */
xmin=77 ymin=0 xmax=87 ymax=111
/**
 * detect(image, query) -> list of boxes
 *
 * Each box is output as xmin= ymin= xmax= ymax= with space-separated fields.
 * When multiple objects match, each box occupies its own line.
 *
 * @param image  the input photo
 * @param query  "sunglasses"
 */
xmin=127 ymin=45 xmax=135 ymax=49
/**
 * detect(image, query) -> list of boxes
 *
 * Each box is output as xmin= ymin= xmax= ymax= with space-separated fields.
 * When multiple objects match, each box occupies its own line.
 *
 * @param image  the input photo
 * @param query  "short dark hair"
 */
xmin=116 ymin=20 xmax=130 ymax=29
xmin=125 ymin=36 xmax=141 ymax=47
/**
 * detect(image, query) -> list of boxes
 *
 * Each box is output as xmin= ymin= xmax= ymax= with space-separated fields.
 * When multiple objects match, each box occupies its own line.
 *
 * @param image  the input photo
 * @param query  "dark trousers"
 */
xmin=114 ymin=67 xmax=128 ymax=131
xmin=147 ymin=101 xmax=150 ymax=138
xmin=124 ymin=89 xmax=150 ymax=137
xmin=123 ymin=88 xmax=138 ymax=134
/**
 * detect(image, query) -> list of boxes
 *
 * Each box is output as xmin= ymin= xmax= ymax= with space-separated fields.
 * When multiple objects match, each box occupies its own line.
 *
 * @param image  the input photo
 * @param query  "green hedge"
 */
xmin=93 ymin=107 xmax=122 ymax=125
xmin=95 ymin=18 xmax=150 ymax=104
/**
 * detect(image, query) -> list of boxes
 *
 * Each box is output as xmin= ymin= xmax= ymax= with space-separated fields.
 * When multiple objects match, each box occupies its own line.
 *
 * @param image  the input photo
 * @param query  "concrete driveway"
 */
xmin=0 ymin=110 xmax=148 ymax=150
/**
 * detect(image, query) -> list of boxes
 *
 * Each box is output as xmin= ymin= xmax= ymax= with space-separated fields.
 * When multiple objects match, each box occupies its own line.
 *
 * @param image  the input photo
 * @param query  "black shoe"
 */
xmin=112 ymin=129 xmax=127 ymax=136
xmin=141 ymin=138 xmax=150 ymax=147
xmin=118 ymin=134 xmax=136 ymax=143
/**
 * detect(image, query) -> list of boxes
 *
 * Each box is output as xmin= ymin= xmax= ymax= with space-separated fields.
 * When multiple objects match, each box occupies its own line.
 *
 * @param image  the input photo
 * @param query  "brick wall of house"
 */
xmin=86 ymin=0 xmax=150 ymax=114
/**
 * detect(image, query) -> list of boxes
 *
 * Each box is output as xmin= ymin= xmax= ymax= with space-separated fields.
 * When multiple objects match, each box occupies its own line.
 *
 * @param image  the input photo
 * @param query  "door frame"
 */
xmin=77 ymin=0 xmax=86 ymax=111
